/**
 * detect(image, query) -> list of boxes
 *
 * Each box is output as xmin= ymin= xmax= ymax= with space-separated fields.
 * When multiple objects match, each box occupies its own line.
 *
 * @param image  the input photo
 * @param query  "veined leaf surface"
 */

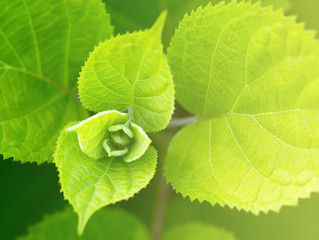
xmin=0 ymin=0 xmax=113 ymax=164
xmin=79 ymin=12 xmax=175 ymax=132
xmin=54 ymin=120 xmax=157 ymax=234
xmin=166 ymin=1 xmax=319 ymax=213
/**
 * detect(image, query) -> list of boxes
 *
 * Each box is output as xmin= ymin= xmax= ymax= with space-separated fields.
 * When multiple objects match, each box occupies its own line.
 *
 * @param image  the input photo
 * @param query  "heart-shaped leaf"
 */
xmin=54 ymin=112 xmax=157 ymax=234
xmin=166 ymin=1 xmax=319 ymax=214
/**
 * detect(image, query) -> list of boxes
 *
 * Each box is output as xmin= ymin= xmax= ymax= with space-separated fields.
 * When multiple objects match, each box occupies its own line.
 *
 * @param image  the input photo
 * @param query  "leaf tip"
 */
xmin=151 ymin=11 xmax=168 ymax=35
xmin=77 ymin=215 xmax=87 ymax=236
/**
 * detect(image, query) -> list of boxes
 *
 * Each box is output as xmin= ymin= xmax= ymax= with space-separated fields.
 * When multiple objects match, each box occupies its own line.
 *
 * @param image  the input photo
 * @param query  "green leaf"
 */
xmin=67 ymin=111 xmax=129 ymax=160
xmin=54 ymin=122 xmax=157 ymax=235
xmin=165 ymin=2 xmax=319 ymax=213
xmin=166 ymin=0 xmax=291 ymax=45
xmin=161 ymin=223 xmax=237 ymax=240
xmin=67 ymin=110 xmax=151 ymax=162
xmin=0 ymin=0 xmax=113 ymax=164
xmin=123 ymin=122 xmax=152 ymax=162
xmin=168 ymin=1 xmax=311 ymax=117
xmin=78 ymin=12 xmax=175 ymax=132
xmin=18 ymin=207 xmax=149 ymax=240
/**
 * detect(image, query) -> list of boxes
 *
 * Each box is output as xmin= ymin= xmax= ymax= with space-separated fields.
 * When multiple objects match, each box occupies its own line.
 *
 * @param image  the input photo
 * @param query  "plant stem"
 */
xmin=150 ymin=131 xmax=174 ymax=240
xmin=150 ymin=116 xmax=198 ymax=238
xmin=128 ymin=107 xmax=134 ymax=121
xmin=151 ymin=175 xmax=171 ymax=240
xmin=168 ymin=116 xmax=199 ymax=128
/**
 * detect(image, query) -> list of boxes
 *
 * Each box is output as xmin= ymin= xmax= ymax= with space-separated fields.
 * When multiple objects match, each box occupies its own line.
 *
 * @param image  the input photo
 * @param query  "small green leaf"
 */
xmin=67 ymin=110 xmax=151 ymax=162
xmin=165 ymin=2 xmax=319 ymax=214
xmin=78 ymin=12 xmax=175 ymax=132
xmin=0 ymin=0 xmax=113 ymax=164
xmin=123 ymin=122 xmax=151 ymax=162
xmin=103 ymin=139 xmax=129 ymax=157
xmin=18 ymin=207 xmax=149 ymax=240
xmin=54 ymin=121 xmax=157 ymax=234
xmin=67 ymin=111 xmax=129 ymax=160
xmin=161 ymin=223 xmax=237 ymax=240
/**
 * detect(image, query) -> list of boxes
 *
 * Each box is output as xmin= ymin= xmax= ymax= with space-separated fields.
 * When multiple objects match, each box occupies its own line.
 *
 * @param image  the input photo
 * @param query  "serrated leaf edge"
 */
xmin=53 ymin=125 xmax=158 ymax=235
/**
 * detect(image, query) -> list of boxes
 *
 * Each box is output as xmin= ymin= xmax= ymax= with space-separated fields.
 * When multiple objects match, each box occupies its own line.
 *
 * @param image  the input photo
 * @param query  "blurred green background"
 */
xmin=1 ymin=0 xmax=319 ymax=239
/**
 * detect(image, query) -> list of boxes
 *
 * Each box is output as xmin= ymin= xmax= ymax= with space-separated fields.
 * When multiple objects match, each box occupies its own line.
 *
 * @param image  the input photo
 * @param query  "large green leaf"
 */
xmin=18 ymin=207 xmax=149 ymax=240
xmin=161 ymin=222 xmax=237 ymax=240
xmin=0 ymin=0 xmax=113 ymax=164
xmin=166 ymin=0 xmax=290 ymax=46
xmin=165 ymin=1 xmax=319 ymax=214
xmin=54 ymin=122 xmax=157 ymax=234
xmin=78 ymin=12 xmax=175 ymax=132
xmin=168 ymin=1 xmax=315 ymax=117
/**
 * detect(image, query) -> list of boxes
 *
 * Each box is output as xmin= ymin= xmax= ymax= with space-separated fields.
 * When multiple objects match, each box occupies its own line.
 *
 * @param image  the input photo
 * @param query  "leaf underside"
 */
xmin=166 ymin=1 xmax=319 ymax=214
xmin=78 ymin=12 xmax=175 ymax=132
xmin=54 ymin=126 xmax=157 ymax=234
xmin=0 ymin=0 xmax=113 ymax=164
xmin=18 ymin=207 xmax=149 ymax=240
